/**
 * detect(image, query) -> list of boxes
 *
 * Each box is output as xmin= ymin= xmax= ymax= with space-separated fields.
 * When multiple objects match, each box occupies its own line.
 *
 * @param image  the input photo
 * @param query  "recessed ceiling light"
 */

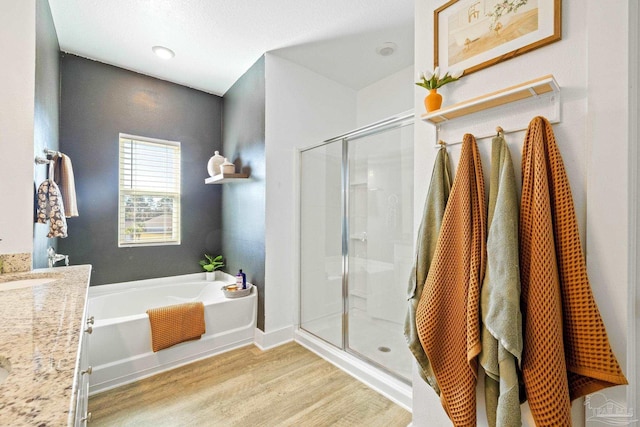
xmin=375 ymin=42 xmax=397 ymax=57
xmin=152 ymin=46 xmax=175 ymax=60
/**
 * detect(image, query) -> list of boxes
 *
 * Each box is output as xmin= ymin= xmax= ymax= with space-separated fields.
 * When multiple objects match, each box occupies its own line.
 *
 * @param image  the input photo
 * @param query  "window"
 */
xmin=118 ymin=134 xmax=181 ymax=247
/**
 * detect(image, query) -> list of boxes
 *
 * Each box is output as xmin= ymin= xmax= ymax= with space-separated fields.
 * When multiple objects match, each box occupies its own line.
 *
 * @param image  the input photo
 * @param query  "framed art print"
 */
xmin=434 ymin=0 xmax=561 ymax=75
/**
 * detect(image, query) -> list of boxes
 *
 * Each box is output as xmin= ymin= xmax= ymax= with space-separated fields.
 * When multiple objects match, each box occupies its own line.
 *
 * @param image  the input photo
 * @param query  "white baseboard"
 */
xmin=254 ymin=325 xmax=295 ymax=350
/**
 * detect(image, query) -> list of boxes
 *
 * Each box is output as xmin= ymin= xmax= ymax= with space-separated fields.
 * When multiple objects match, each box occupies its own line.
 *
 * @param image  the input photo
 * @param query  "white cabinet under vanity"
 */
xmin=74 ymin=312 xmax=94 ymax=425
xmin=0 ymin=265 xmax=92 ymax=426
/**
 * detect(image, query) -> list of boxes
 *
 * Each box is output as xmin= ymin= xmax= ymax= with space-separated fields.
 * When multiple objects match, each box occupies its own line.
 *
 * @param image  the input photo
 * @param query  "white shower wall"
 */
xmin=263 ymin=53 xmax=414 ymax=345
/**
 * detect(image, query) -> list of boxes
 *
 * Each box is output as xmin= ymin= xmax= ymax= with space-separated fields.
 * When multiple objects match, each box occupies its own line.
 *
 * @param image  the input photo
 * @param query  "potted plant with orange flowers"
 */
xmin=416 ymin=67 xmax=463 ymax=112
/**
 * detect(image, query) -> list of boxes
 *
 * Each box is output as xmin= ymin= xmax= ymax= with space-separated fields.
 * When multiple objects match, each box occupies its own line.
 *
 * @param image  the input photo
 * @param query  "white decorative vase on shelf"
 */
xmin=221 ymin=158 xmax=235 ymax=174
xmin=207 ymin=151 xmax=225 ymax=177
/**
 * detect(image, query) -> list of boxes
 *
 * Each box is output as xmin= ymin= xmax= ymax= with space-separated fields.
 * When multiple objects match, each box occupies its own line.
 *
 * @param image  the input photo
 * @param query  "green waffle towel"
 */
xmin=479 ymin=135 xmax=523 ymax=427
xmin=404 ymin=147 xmax=452 ymax=392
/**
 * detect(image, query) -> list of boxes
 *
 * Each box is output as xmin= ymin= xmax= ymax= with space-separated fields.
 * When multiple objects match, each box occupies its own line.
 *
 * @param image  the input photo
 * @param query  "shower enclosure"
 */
xmin=299 ymin=113 xmax=414 ymax=383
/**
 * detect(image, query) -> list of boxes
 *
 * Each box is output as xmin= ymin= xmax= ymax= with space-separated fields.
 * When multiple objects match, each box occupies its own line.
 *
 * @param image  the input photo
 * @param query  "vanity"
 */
xmin=0 ymin=265 xmax=92 ymax=426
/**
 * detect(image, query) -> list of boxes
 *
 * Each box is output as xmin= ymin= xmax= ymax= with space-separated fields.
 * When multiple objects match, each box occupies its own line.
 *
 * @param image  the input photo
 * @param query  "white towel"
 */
xmin=54 ymin=153 xmax=79 ymax=217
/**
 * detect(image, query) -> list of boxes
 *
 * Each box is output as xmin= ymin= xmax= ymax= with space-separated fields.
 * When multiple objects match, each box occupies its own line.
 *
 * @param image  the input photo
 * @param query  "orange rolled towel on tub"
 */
xmin=146 ymin=302 xmax=206 ymax=352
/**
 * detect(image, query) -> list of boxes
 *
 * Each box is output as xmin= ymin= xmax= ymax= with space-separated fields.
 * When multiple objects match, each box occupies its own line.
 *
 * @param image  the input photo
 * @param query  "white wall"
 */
xmin=356 ymin=65 xmax=414 ymax=127
xmin=631 ymin=2 xmax=640 ymax=420
xmin=0 ymin=0 xmax=36 ymax=255
xmin=264 ymin=53 xmax=357 ymax=336
xmin=412 ymin=1 xmax=635 ymax=426
xmin=584 ymin=3 xmax=633 ymax=422
xmin=264 ymin=56 xmax=414 ymax=341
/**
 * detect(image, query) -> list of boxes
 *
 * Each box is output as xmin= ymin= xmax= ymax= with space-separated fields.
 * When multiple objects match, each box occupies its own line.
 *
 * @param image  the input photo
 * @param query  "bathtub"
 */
xmin=87 ymin=273 xmax=257 ymax=394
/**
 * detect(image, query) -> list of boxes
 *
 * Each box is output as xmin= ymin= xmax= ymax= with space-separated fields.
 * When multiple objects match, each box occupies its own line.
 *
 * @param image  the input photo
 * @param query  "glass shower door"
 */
xmin=299 ymin=115 xmax=414 ymax=383
xmin=346 ymin=124 xmax=414 ymax=381
xmin=299 ymin=141 xmax=343 ymax=347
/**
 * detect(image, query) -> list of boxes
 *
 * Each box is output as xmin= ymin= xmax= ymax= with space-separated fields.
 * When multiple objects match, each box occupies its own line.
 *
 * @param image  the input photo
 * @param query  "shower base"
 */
xmin=296 ymin=311 xmax=412 ymax=411
xmin=301 ymin=308 xmax=412 ymax=381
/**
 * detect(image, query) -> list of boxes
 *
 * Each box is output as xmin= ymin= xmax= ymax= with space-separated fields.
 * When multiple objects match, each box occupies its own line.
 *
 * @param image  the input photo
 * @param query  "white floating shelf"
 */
xmin=421 ymin=74 xmax=559 ymax=124
xmin=205 ymin=173 xmax=250 ymax=184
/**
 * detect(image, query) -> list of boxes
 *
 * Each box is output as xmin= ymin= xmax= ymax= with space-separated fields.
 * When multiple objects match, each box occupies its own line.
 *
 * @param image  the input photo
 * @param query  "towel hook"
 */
xmin=44 ymin=148 xmax=61 ymax=157
xmin=496 ymin=126 xmax=504 ymax=137
xmin=35 ymin=156 xmax=51 ymax=165
xmin=438 ymin=139 xmax=447 ymax=147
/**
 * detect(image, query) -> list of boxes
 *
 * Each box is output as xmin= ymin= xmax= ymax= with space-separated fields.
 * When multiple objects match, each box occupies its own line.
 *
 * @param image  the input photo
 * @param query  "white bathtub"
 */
xmin=87 ymin=273 xmax=257 ymax=394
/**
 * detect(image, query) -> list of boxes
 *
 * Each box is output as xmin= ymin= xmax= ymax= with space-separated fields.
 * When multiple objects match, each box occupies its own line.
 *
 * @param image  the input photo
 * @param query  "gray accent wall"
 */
xmin=33 ymin=0 xmax=60 ymax=268
xmin=222 ymin=56 xmax=266 ymax=330
xmin=58 ymin=54 xmax=224 ymax=285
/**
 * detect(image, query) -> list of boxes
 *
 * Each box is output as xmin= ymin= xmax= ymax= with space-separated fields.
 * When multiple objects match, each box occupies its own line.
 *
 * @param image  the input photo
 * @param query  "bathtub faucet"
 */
xmin=47 ymin=247 xmax=69 ymax=268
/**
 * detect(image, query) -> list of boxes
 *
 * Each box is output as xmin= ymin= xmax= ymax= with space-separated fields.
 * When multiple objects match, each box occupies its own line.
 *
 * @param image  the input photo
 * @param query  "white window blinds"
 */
xmin=118 ymin=134 xmax=181 ymax=247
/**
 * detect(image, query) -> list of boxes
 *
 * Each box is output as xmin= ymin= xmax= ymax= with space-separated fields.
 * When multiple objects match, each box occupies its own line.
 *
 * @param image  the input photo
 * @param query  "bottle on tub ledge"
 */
xmin=235 ymin=269 xmax=247 ymax=290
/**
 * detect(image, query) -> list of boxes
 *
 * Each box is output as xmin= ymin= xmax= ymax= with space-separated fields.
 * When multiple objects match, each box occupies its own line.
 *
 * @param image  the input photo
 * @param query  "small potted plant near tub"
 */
xmin=199 ymin=254 xmax=225 ymax=281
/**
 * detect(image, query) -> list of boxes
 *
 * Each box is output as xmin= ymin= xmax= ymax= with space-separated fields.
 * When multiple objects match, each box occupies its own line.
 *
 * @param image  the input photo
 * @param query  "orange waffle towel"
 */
xmin=146 ymin=302 xmax=206 ymax=352
xmin=416 ymin=134 xmax=486 ymax=426
xmin=520 ymin=116 xmax=627 ymax=426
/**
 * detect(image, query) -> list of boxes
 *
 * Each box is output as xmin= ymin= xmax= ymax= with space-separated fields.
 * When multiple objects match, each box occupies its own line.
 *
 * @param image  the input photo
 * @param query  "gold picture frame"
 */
xmin=434 ymin=0 xmax=561 ymax=75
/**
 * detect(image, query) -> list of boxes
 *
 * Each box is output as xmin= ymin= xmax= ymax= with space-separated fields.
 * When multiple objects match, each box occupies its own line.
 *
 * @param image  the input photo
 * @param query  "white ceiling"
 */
xmin=48 ymin=0 xmax=415 ymax=96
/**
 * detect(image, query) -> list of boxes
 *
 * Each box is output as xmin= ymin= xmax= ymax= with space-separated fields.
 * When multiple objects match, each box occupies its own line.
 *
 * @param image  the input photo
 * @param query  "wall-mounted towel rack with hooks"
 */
xmin=422 ymin=75 xmax=559 ymax=124
xmin=423 ymin=75 xmax=561 ymax=147
xmin=436 ymin=126 xmax=529 ymax=147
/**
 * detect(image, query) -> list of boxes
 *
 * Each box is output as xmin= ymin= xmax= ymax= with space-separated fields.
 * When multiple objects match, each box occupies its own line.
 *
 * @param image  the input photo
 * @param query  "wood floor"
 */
xmin=88 ymin=342 xmax=412 ymax=427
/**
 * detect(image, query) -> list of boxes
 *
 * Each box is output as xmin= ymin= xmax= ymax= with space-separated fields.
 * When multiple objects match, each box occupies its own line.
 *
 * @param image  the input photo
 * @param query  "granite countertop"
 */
xmin=0 ymin=265 xmax=91 ymax=426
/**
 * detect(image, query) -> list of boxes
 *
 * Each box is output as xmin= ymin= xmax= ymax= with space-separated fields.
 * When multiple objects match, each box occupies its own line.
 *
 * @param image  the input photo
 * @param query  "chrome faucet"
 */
xmin=47 ymin=247 xmax=69 ymax=268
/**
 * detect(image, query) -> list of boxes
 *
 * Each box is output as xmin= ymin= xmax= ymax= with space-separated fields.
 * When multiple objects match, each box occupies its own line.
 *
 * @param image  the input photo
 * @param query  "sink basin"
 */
xmin=0 ymin=277 xmax=56 ymax=292
xmin=0 ymin=356 xmax=10 ymax=385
